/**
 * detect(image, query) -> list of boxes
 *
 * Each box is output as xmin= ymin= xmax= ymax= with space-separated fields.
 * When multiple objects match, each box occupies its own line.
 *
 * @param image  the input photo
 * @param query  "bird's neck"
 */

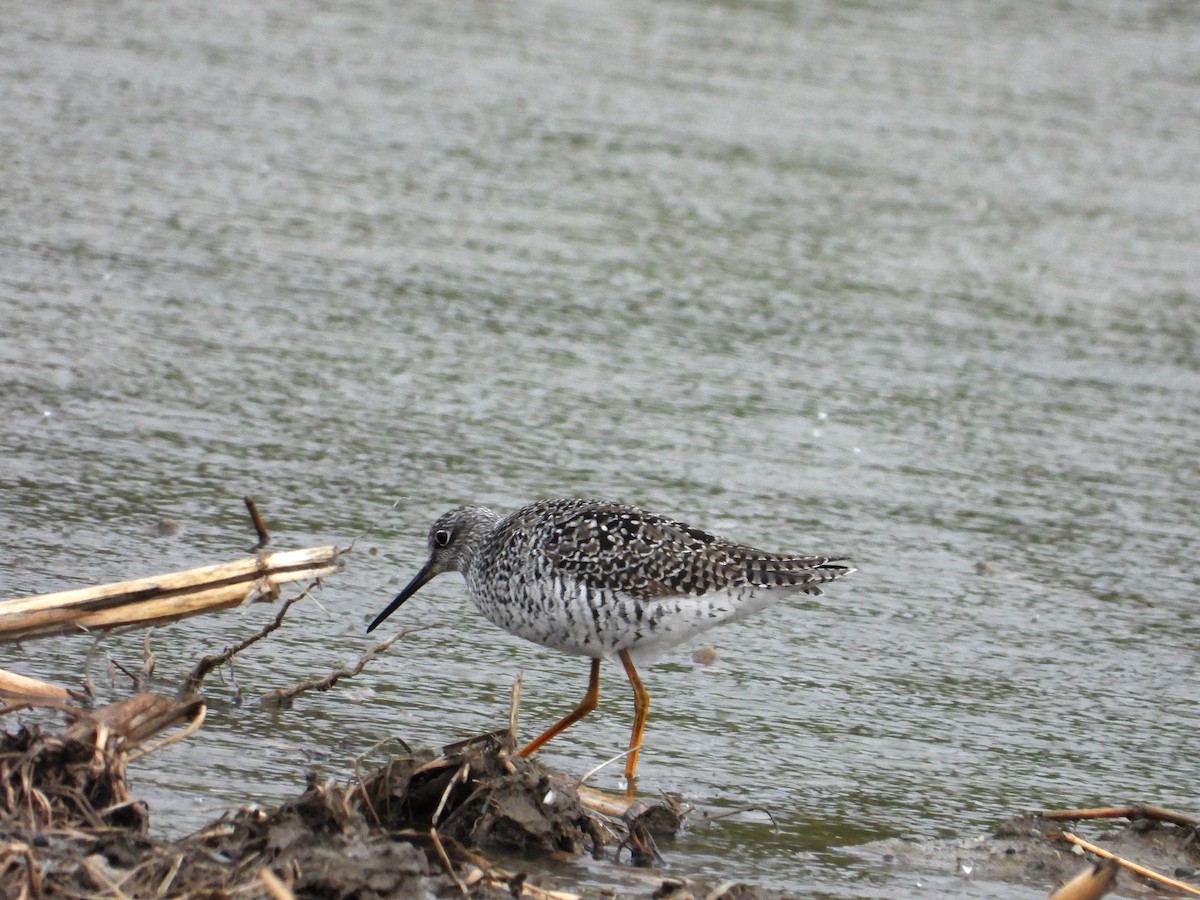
xmin=456 ymin=506 xmax=502 ymax=569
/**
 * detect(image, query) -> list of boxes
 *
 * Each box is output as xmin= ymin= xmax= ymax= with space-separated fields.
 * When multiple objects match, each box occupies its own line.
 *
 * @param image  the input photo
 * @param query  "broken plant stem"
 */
xmin=428 ymin=828 xmax=468 ymax=896
xmin=577 ymin=744 xmax=639 ymax=788
xmin=0 ymin=668 xmax=75 ymax=701
xmin=142 ymin=630 xmax=156 ymax=683
xmin=507 ymin=675 xmax=522 ymax=750
xmin=155 ymin=852 xmax=185 ymax=896
xmin=126 ymin=701 xmax=206 ymax=763
xmin=431 ymin=761 xmax=471 ymax=828
xmin=258 ymin=868 xmax=296 ymax=900
xmin=1049 ymin=858 xmax=1119 ymax=900
xmin=244 ymin=497 xmax=271 ymax=549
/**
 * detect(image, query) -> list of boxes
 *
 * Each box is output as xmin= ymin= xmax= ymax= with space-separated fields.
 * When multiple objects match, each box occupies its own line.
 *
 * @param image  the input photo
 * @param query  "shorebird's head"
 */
xmin=366 ymin=506 xmax=500 ymax=633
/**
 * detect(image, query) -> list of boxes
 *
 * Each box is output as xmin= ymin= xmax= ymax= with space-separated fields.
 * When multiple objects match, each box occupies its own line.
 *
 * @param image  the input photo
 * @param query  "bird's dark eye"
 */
xmin=433 ymin=529 xmax=452 ymax=547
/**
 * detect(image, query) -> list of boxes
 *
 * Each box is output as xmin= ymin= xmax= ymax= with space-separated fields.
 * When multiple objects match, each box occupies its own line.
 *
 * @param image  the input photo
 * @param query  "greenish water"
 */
xmin=2 ymin=1 xmax=1197 ymax=896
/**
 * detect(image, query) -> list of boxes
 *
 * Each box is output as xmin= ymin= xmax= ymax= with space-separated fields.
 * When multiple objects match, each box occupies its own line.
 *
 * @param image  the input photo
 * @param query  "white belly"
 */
xmin=466 ymin=571 xmax=796 ymax=662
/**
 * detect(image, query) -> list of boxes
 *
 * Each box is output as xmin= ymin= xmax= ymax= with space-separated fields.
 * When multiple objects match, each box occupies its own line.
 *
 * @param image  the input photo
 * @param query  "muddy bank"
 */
xmin=3 ymin=695 xmax=1199 ymax=899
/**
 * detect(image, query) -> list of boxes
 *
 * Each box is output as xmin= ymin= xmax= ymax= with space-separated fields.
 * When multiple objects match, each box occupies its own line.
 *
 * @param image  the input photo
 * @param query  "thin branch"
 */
xmin=178 ymin=583 xmax=317 ymax=698
xmin=152 ymin=852 xmax=184 ymax=897
xmin=258 ymin=624 xmax=437 ymax=709
xmin=109 ymin=659 xmax=142 ymax=689
xmin=22 ymin=844 xmax=41 ymax=899
xmin=344 ymin=495 xmax=413 ymax=554
xmin=431 ymin=783 xmax=490 ymax=836
xmin=1041 ymin=805 xmax=1198 ymax=829
xmin=81 ymin=853 xmax=133 ymax=899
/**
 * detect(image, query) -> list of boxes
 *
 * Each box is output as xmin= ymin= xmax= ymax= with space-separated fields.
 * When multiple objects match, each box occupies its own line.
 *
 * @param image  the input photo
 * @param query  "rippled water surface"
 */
xmin=2 ymin=1 xmax=1198 ymax=896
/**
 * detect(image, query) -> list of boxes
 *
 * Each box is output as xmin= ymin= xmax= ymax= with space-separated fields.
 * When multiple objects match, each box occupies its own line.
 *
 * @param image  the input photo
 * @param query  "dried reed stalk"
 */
xmin=0 ymin=669 xmax=73 ymax=700
xmin=0 ymin=546 xmax=342 ymax=643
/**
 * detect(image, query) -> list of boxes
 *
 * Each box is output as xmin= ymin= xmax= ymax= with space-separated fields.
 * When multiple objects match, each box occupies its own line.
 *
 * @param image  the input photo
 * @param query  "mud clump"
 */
xmin=356 ymin=741 xmax=604 ymax=856
xmin=186 ymin=778 xmax=436 ymax=897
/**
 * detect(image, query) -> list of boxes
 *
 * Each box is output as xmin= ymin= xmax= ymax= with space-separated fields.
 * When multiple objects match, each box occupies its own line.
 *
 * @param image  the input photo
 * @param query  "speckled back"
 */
xmin=459 ymin=499 xmax=853 ymax=659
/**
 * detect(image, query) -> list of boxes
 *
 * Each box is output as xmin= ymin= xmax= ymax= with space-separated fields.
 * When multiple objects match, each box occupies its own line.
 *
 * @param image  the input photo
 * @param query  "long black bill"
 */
xmin=366 ymin=556 xmax=438 ymax=633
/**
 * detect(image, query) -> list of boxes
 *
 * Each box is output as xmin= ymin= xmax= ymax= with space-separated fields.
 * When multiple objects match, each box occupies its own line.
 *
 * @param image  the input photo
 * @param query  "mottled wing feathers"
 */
xmin=496 ymin=499 xmax=851 ymax=601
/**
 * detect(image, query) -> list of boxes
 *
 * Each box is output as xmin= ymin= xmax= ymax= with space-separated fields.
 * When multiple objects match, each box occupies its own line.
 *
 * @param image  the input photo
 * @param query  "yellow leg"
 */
xmin=618 ymin=649 xmax=649 ymax=788
xmin=517 ymin=658 xmax=601 ymax=757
